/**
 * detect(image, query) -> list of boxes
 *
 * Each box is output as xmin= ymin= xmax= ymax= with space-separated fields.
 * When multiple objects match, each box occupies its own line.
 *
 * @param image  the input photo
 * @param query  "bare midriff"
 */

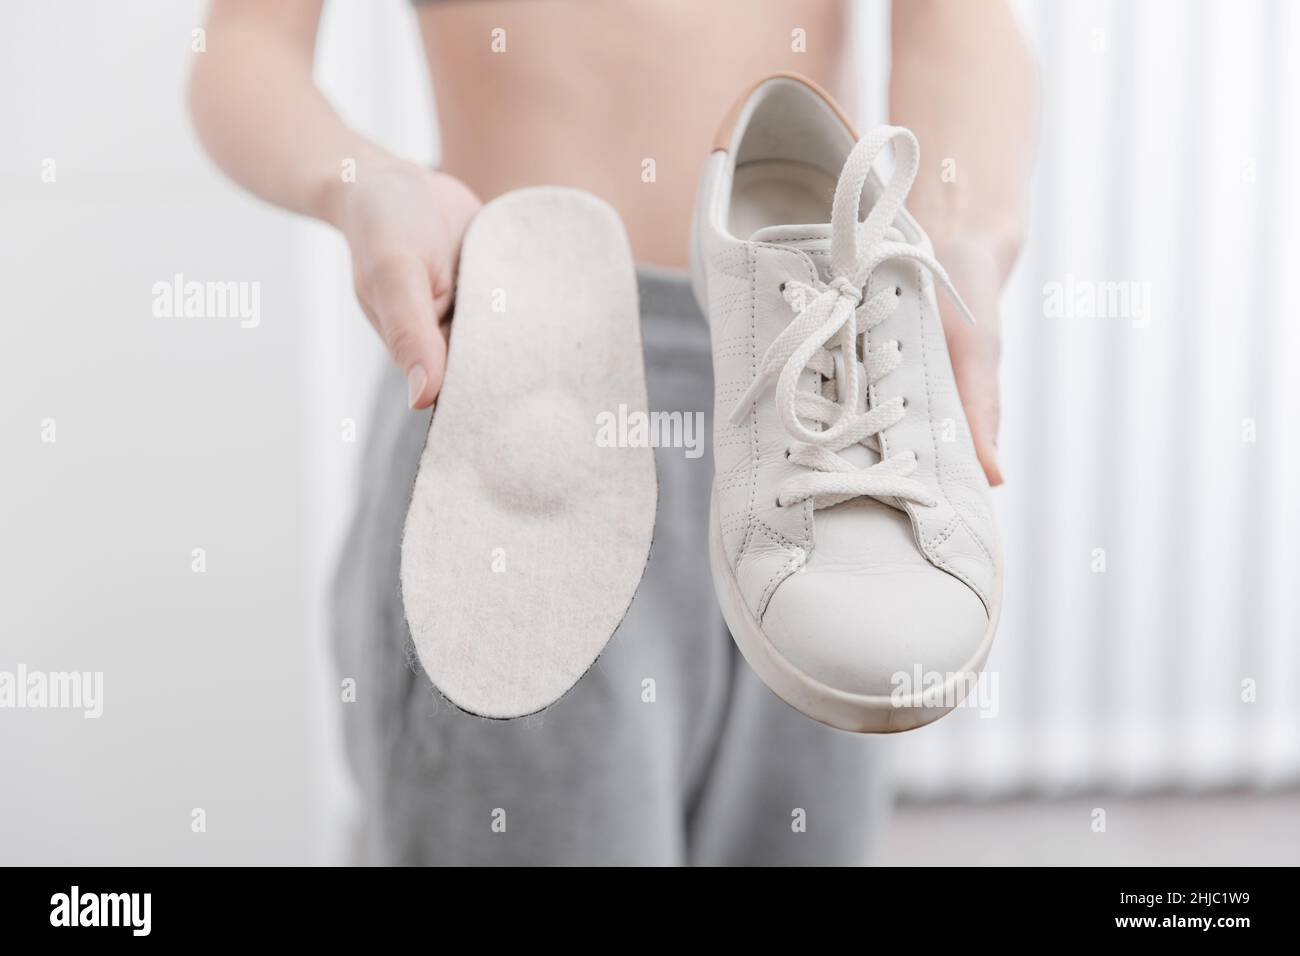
xmin=416 ymin=0 xmax=852 ymax=268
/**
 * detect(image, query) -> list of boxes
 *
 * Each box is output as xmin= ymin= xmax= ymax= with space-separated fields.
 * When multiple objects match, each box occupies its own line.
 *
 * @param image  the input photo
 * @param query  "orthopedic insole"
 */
xmin=400 ymin=187 xmax=657 ymax=719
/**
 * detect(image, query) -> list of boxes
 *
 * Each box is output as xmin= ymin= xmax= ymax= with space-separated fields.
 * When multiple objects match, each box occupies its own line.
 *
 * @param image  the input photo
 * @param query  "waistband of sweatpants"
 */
xmin=636 ymin=265 xmax=703 ymax=325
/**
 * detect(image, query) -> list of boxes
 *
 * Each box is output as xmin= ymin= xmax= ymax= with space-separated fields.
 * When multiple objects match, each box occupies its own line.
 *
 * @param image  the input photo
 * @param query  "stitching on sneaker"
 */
xmin=923 ymin=514 xmax=960 ymax=550
xmin=916 ymin=268 xmax=995 ymax=567
xmin=738 ymin=242 xmax=759 ymax=566
xmin=751 ymin=515 xmax=805 ymax=551
xmin=758 ymin=547 xmax=807 ymax=619
xmin=931 ymin=544 xmax=991 ymax=609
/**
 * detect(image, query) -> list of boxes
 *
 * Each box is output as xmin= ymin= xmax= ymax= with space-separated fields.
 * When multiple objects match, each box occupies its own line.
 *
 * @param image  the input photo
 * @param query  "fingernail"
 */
xmin=406 ymin=365 xmax=427 ymax=409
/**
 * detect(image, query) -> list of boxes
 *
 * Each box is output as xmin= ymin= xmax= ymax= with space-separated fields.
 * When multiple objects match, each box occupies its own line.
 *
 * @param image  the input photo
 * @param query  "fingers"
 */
xmin=361 ymin=254 xmax=450 ymax=410
xmin=949 ymin=346 xmax=1004 ymax=487
xmin=931 ymin=237 xmax=1006 ymax=487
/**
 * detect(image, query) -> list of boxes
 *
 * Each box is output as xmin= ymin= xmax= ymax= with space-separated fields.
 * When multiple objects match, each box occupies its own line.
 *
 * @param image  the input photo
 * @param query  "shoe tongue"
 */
xmin=749 ymin=223 xmax=834 ymax=281
xmin=750 ymin=222 xmax=913 ymax=282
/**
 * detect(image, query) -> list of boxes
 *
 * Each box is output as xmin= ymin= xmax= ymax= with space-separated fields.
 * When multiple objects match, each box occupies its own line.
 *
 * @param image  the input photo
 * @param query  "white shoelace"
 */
xmin=728 ymin=126 xmax=976 ymax=511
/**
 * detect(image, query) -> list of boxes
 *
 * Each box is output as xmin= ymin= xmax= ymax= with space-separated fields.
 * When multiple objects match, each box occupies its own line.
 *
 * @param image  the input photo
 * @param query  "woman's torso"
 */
xmin=415 ymin=0 xmax=853 ymax=267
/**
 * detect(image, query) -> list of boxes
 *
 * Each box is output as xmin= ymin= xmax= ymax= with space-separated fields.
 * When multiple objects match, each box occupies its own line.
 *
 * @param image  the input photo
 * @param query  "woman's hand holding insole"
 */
xmin=337 ymin=164 xmax=481 ymax=410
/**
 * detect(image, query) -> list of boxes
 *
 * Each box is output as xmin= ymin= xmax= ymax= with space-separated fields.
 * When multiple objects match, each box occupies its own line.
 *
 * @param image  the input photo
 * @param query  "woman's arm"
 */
xmin=188 ymin=0 xmax=479 ymax=409
xmin=890 ymin=0 xmax=1039 ymax=485
xmin=189 ymin=0 xmax=358 ymax=222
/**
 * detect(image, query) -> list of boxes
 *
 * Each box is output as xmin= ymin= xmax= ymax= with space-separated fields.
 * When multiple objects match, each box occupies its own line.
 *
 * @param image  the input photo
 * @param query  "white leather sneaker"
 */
xmin=691 ymin=73 xmax=1001 ymax=733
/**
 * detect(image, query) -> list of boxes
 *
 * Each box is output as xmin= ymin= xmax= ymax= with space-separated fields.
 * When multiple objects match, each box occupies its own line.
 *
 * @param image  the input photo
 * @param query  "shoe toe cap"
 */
xmin=760 ymin=563 xmax=989 ymax=701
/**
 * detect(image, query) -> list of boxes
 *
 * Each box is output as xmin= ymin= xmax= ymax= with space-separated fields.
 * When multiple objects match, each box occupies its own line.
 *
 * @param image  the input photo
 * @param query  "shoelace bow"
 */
xmin=728 ymin=126 xmax=976 ymax=511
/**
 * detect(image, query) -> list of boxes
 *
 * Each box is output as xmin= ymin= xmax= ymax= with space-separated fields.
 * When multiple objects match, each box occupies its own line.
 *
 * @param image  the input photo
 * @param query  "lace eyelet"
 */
xmin=778 ymin=281 xmax=787 ymax=293
xmin=894 ymin=286 xmax=903 ymax=297
xmin=784 ymin=448 xmax=791 ymax=459
xmin=901 ymin=397 xmax=909 ymax=410
xmin=775 ymin=497 xmax=784 ymax=508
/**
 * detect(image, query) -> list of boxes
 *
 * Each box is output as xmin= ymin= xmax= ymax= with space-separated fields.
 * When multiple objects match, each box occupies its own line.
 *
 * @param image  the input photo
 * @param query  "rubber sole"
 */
xmin=709 ymin=493 xmax=1002 ymax=733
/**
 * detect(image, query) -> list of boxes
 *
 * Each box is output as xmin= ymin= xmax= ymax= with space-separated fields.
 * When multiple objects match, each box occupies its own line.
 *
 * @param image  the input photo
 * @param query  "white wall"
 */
xmin=0 ymin=1 xmax=321 ymax=864
xmin=0 ymin=0 xmax=436 ymax=868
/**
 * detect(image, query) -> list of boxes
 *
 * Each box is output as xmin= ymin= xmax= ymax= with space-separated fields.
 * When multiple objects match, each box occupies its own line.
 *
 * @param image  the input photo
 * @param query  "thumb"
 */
xmin=365 ymin=255 xmax=448 ymax=410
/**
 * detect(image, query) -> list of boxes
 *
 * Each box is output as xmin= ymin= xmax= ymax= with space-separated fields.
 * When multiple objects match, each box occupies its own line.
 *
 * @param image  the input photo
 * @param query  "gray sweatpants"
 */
xmin=331 ymin=269 xmax=890 ymax=865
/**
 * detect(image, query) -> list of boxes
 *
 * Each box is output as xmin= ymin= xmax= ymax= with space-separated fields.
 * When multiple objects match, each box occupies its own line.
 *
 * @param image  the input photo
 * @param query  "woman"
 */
xmin=189 ymin=0 xmax=1036 ymax=865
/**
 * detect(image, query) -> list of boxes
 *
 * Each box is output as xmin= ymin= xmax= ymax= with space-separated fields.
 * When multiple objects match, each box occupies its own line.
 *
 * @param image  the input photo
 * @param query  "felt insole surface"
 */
xmin=400 ymin=187 xmax=657 ymax=719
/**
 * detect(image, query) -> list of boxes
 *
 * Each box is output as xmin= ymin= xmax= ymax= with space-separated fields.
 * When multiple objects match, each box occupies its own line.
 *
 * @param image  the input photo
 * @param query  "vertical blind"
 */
xmin=886 ymin=0 xmax=1300 ymax=797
